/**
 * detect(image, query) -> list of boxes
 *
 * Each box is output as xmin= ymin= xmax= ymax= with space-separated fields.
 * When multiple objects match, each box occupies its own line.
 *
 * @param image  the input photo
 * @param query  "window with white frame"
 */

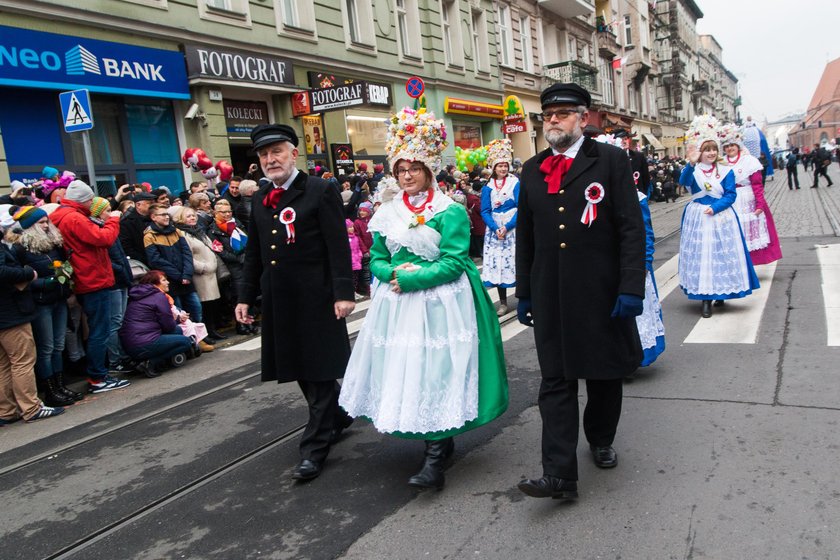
xmin=623 ymin=14 xmax=632 ymax=45
xmin=276 ymin=0 xmax=316 ymax=34
xmin=200 ymin=0 xmax=250 ymax=26
xmin=497 ymin=4 xmax=513 ymax=67
xmin=598 ymin=57 xmax=614 ymax=106
xmin=342 ymin=0 xmax=376 ymax=49
xmin=396 ymin=0 xmax=422 ymax=59
xmin=441 ymin=0 xmax=464 ymax=68
xmin=629 ymin=83 xmax=637 ymax=113
xmin=640 ymin=14 xmax=649 ymax=49
xmin=472 ymin=9 xmax=490 ymax=73
xmin=567 ymin=35 xmax=577 ymax=61
xmin=520 ymin=15 xmax=533 ymax=73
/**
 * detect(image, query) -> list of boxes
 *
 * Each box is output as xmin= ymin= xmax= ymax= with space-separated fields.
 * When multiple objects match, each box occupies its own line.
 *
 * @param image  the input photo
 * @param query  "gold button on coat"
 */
xmin=559 ymin=224 xmax=566 ymax=230
xmin=560 ymin=243 xmax=567 ymax=249
xmin=559 ymin=190 xmax=565 ymax=195
xmin=558 ymin=207 xmax=565 ymax=212
xmin=271 ymin=260 xmax=277 ymax=265
xmin=272 ymin=229 xmax=277 ymax=234
xmin=271 ymin=245 xmax=276 ymax=250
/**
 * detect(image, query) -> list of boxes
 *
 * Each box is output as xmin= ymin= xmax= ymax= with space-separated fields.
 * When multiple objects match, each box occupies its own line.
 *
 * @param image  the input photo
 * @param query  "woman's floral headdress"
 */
xmin=718 ymin=122 xmax=743 ymax=148
xmin=686 ymin=114 xmax=722 ymax=150
xmin=486 ymin=138 xmax=513 ymax=171
xmin=385 ymin=107 xmax=448 ymax=174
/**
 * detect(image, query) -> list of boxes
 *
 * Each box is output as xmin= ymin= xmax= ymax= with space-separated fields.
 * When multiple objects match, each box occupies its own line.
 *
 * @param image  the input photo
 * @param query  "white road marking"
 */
xmin=500 ymin=320 xmax=529 ymax=341
xmin=684 ymin=262 xmax=777 ymax=344
xmin=653 ymin=253 xmax=681 ymax=300
xmin=816 ymin=244 xmax=840 ymax=346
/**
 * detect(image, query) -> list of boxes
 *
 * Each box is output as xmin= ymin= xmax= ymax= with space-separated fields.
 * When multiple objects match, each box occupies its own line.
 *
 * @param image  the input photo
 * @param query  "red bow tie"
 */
xmin=263 ymin=187 xmax=284 ymax=209
xmin=540 ymin=154 xmax=573 ymax=194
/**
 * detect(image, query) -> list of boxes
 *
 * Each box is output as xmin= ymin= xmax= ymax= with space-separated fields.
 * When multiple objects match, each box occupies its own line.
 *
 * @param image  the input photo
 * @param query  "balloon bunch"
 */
xmin=182 ymin=148 xmax=234 ymax=183
xmin=454 ymin=145 xmax=489 ymax=172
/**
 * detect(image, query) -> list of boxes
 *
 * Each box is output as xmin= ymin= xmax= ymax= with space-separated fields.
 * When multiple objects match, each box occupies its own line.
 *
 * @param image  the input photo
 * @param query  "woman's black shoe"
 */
xmin=55 ymin=371 xmax=84 ymax=401
xmin=713 ymin=300 xmax=725 ymax=307
xmin=235 ymin=323 xmax=249 ymax=335
xmin=207 ymin=329 xmax=227 ymax=340
xmin=43 ymin=377 xmax=75 ymax=407
xmin=701 ymin=300 xmax=713 ymax=318
xmin=408 ymin=438 xmax=455 ymax=490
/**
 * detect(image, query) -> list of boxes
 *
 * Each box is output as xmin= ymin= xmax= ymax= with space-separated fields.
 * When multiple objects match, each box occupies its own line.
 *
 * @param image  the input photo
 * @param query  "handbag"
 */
xmin=215 ymin=254 xmax=231 ymax=282
xmin=128 ymin=258 xmax=150 ymax=283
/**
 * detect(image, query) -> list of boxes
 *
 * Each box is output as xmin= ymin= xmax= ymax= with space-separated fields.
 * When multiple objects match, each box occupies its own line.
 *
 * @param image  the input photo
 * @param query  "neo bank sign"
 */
xmin=185 ymin=45 xmax=294 ymax=87
xmin=0 ymin=25 xmax=189 ymax=99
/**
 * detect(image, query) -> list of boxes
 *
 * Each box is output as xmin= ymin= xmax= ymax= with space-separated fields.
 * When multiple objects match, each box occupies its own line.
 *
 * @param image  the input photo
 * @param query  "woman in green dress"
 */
xmin=339 ymin=108 xmax=508 ymax=490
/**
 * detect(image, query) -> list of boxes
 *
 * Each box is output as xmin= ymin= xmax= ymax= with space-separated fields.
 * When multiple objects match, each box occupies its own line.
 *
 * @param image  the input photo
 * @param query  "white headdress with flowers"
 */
xmin=686 ymin=114 xmax=722 ymax=150
xmin=486 ymin=138 xmax=513 ymax=171
xmin=718 ymin=122 xmax=743 ymax=148
xmin=385 ymin=107 xmax=448 ymax=174
xmin=593 ymin=134 xmax=623 ymax=148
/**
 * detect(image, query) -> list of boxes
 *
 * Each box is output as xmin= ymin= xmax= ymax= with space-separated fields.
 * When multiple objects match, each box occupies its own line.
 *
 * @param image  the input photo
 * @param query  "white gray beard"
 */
xmin=545 ymin=129 xmax=581 ymax=151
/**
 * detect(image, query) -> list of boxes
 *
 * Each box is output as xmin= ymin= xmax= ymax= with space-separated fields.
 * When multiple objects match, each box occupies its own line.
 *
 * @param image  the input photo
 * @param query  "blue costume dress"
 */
xmin=637 ymin=191 xmax=665 ymax=366
xmin=480 ymin=176 xmax=519 ymax=288
xmin=678 ymin=163 xmax=760 ymax=300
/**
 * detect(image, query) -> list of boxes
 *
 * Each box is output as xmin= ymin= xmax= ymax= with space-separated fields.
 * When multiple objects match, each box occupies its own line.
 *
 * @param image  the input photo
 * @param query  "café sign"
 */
xmin=502 ymin=95 xmax=527 ymax=134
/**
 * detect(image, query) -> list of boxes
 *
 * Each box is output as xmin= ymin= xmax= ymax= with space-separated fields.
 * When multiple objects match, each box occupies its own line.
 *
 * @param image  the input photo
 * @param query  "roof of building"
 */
xmin=807 ymin=56 xmax=840 ymax=111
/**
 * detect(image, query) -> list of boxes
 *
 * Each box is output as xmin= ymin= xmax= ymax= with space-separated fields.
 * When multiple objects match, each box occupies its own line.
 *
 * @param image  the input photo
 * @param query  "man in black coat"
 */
xmin=811 ymin=144 xmax=834 ymax=188
xmin=118 ymin=192 xmax=155 ymax=264
xmin=615 ymin=129 xmax=651 ymax=197
xmin=236 ymin=124 xmax=355 ymax=482
xmin=515 ymin=83 xmax=646 ymax=501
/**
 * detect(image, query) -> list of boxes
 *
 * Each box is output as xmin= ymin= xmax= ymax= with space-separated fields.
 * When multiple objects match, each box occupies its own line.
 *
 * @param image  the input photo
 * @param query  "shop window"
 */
xmin=276 ymin=0 xmax=317 ymax=37
xmin=126 ymin=102 xmax=179 ymax=164
xmin=452 ymin=124 xmax=482 ymax=150
xmin=69 ymin=99 xmax=126 ymax=165
xmin=346 ymin=113 xmax=389 ymax=158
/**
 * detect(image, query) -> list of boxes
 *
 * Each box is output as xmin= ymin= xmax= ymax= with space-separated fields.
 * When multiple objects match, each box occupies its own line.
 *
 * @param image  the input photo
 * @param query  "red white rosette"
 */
xmin=279 ymin=207 xmax=297 ymax=244
xmin=581 ymin=182 xmax=605 ymax=227
xmin=632 ymin=171 xmax=640 ymax=186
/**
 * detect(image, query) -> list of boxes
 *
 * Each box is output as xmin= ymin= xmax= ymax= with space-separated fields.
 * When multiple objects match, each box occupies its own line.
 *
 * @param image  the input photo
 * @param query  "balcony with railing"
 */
xmin=595 ymin=29 xmax=620 ymax=58
xmin=543 ymin=60 xmax=599 ymax=93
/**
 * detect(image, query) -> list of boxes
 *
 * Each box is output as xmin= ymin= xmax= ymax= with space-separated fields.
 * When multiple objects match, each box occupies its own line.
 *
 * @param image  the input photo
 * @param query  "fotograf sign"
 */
xmin=184 ymin=45 xmax=294 ymax=87
xmin=0 ymin=25 xmax=189 ymax=99
xmin=305 ymin=81 xmax=392 ymax=114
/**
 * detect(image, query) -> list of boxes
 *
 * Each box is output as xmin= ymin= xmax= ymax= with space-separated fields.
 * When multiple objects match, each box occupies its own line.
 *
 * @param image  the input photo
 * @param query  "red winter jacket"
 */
xmin=50 ymin=200 xmax=120 ymax=294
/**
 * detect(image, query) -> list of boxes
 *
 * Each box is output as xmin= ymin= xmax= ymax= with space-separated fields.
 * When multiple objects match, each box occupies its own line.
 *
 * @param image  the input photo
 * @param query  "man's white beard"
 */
xmin=545 ymin=128 xmax=581 ymax=151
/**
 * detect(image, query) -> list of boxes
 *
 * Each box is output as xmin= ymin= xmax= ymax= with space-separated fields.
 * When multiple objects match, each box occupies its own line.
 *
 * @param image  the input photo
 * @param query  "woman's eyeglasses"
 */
xmin=395 ymin=166 xmax=425 ymax=177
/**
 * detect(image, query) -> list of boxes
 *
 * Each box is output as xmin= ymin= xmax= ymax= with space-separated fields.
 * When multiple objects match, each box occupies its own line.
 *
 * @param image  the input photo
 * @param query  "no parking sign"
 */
xmin=406 ymin=76 xmax=425 ymax=99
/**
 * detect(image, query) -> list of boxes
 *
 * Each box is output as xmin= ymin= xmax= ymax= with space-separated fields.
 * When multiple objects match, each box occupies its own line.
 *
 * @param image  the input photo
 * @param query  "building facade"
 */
xmin=788 ymin=57 xmax=840 ymax=151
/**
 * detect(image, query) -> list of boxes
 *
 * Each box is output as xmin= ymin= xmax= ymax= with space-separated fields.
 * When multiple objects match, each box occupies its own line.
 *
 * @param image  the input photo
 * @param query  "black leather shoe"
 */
xmin=292 ymin=459 xmax=322 ymax=481
xmin=590 ymin=445 xmax=618 ymax=468
xmin=329 ymin=414 xmax=354 ymax=445
xmin=713 ymin=299 xmax=725 ymax=307
xmin=517 ymin=475 xmax=578 ymax=500
xmin=701 ymin=300 xmax=712 ymax=318
xmin=408 ymin=438 xmax=455 ymax=490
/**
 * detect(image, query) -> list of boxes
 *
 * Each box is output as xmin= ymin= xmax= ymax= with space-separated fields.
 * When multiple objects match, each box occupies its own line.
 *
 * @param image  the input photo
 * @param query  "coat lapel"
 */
xmin=562 ymin=137 xmax=598 ymax=188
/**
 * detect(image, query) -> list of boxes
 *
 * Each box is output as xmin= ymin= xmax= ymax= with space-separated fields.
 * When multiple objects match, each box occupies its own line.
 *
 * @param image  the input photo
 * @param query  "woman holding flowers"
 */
xmin=13 ymin=206 xmax=81 ymax=406
xmin=339 ymin=108 xmax=508 ymax=491
xmin=678 ymin=115 xmax=759 ymax=318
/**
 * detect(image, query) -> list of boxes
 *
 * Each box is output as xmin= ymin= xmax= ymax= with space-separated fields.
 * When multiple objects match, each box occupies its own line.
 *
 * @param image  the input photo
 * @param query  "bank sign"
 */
xmin=0 ymin=25 xmax=189 ymax=99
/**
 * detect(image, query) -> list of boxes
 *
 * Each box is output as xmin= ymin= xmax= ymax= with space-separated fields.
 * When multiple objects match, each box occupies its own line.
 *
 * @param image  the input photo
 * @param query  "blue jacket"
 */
xmin=0 ymin=243 xmax=37 ymax=329
xmin=144 ymin=223 xmax=195 ymax=296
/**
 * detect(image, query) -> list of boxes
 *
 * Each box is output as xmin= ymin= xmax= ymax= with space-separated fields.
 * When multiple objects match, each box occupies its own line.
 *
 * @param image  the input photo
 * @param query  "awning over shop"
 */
xmin=642 ymin=132 xmax=665 ymax=151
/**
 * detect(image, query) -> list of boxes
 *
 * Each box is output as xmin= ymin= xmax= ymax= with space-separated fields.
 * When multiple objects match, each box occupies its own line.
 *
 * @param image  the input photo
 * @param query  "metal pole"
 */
xmin=81 ymin=130 xmax=98 ymax=196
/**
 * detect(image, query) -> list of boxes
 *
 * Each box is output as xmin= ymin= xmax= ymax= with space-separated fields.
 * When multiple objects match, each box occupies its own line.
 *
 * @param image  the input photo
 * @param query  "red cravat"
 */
xmin=540 ymin=154 xmax=574 ymax=194
xmin=263 ymin=187 xmax=283 ymax=209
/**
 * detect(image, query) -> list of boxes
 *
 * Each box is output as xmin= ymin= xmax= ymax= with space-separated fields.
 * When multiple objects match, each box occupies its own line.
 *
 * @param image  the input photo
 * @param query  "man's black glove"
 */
xmin=517 ymin=298 xmax=533 ymax=327
xmin=611 ymin=294 xmax=644 ymax=318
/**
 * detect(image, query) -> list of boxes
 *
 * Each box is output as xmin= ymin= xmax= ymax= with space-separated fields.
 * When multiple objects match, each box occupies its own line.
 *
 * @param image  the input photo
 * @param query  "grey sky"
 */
xmin=694 ymin=0 xmax=840 ymax=123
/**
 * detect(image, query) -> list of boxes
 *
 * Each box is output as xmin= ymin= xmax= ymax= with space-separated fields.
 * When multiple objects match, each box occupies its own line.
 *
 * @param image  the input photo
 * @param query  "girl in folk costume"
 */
xmin=339 ymin=108 xmax=508 ymax=491
xmin=480 ymin=139 xmax=519 ymax=316
xmin=719 ymin=123 xmax=782 ymax=266
xmin=678 ymin=115 xmax=760 ymax=319
xmin=595 ymin=134 xmax=665 ymax=365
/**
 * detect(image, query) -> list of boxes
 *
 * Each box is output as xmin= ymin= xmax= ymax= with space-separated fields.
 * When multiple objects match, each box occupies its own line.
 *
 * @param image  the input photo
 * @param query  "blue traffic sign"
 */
xmin=406 ymin=76 xmax=425 ymax=99
xmin=59 ymin=89 xmax=94 ymax=133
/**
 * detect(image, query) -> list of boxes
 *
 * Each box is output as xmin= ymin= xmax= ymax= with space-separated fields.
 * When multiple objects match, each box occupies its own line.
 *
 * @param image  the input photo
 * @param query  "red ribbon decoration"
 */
xmin=279 ymin=207 xmax=297 ymax=244
xmin=539 ymin=154 xmax=573 ymax=194
xmin=263 ymin=187 xmax=283 ymax=209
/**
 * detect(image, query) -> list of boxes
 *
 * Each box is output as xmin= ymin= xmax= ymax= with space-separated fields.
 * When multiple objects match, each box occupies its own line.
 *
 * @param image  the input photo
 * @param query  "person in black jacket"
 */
xmin=811 ymin=144 xmax=834 ymax=188
xmin=119 ymin=191 xmax=156 ymax=264
xmin=615 ymin=129 xmax=651 ymax=196
xmin=515 ymin=83 xmax=645 ymax=501
xmin=0 ymin=211 xmax=65 ymax=423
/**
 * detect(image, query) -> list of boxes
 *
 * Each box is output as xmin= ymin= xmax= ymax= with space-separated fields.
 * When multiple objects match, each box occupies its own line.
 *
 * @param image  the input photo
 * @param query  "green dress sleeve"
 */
xmin=396 ymin=205 xmax=471 ymax=293
xmin=369 ymin=232 xmax=395 ymax=283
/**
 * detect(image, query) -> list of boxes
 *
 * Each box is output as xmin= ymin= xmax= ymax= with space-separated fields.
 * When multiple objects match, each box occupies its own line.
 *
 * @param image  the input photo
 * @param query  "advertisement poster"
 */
xmin=302 ymin=115 xmax=327 ymax=155
xmin=331 ymin=143 xmax=355 ymax=176
xmin=453 ymin=124 xmax=482 ymax=150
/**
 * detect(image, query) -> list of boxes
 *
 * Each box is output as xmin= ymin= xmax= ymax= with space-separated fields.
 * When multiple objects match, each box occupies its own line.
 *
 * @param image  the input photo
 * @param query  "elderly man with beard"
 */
xmin=235 ymin=124 xmax=355 ymax=481
xmin=515 ymin=83 xmax=646 ymax=501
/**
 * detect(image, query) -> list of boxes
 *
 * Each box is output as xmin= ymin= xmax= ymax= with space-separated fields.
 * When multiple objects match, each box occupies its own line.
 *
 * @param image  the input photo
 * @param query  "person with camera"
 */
xmin=119 ymin=189 xmax=156 ymax=265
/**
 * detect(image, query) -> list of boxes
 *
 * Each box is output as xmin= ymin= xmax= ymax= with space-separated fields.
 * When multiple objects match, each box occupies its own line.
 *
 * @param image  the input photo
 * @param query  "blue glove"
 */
xmin=611 ymin=294 xmax=644 ymax=318
xmin=517 ymin=298 xmax=534 ymax=327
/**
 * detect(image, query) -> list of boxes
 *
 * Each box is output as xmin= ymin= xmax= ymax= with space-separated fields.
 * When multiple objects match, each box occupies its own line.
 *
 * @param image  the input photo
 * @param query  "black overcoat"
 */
xmin=241 ymin=170 xmax=354 ymax=383
xmin=515 ymin=137 xmax=646 ymax=380
xmin=628 ymin=149 xmax=650 ymax=194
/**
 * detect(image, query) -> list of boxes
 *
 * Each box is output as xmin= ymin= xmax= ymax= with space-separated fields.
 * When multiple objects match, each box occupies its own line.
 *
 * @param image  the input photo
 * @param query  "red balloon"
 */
xmin=182 ymin=148 xmax=208 ymax=172
xmin=195 ymin=154 xmax=213 ymax=171
xmin=216 ymin=160 xmax=234 ymax=181
xmin=201 ymin=166 xmax=219 ymax=180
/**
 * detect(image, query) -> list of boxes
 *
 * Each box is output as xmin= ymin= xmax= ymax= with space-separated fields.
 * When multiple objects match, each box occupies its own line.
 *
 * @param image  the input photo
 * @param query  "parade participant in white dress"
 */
xmin=719 ymin=123 xmax=782 ymax=267
xmin=595 ymin=134 xmax=665 ymax=366
xmin=678 ymin=115 xmax=760 ymax=319
xmin=480 ymin=139 xmax=519 ymax=316
xmin=339 ymin=108 xmax=508 ymax=491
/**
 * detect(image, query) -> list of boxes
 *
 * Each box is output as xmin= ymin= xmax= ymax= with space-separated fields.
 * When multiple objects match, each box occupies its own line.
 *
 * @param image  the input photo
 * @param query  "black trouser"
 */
xmin=814 ymin=166 xmax=833 ymax=187
xmin=297 ymin=380 xmax=348 ymax=463
xmin=539 ymin=377 xmax=623 ymax=480
xmin=786 ymin=166 xmax=799 ymax=189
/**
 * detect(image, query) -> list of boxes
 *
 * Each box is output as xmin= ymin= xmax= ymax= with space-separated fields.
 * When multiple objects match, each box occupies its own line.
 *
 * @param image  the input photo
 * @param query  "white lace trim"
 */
xmin=368 ymin=189 xmax=455 ymax=262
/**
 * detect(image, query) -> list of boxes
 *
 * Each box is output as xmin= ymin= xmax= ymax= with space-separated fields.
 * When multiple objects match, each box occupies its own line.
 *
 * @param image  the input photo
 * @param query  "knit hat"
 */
xmin=686 ymin=115 xmax=722 ymax=150
xmin=65 ymin=180 xmax=95 ymax=203
xmin=345 ymin=219 xmax=354 ymax=228
xmin=486 ymin=138 xmax=514 ymax=172
xmin=0 ymin=204 xmax=14 ymax=229
xmin=13 ymin=206 xmax=48 ymax=229
xmin=89 ymin=196 xmax=110 ymax=218
xmin=10 ymin=180 xmax=28 ymax=196
xmin=385 ymin=107 xmax=448 ymax=174
xmin=358 ymin=201 xmax=373 ymax=213
xmin=41 ymin=166 xmax=59 ymax=179
xmin=40 ymin=203 xmax=60 ymax=215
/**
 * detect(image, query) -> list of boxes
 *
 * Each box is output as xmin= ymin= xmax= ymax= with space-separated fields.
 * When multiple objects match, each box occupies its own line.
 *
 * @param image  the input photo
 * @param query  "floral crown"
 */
xmin=385 ymin=107 xmax=448 ymax=174
xmin=686 ymin=114 xmax=722 ymax=149
xmin=718 ymin=122 xmax=742 ymax=147
xmin=486 ymin=138 xmax=513 ymax=171
xmin=593 ymin=133 xmax=623 ymax=148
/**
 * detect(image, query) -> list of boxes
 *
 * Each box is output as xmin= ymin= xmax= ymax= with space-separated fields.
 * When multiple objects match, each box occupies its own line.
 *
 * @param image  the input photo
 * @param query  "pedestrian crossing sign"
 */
xmin=59 ymin=89 xmax=94 ymax=133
